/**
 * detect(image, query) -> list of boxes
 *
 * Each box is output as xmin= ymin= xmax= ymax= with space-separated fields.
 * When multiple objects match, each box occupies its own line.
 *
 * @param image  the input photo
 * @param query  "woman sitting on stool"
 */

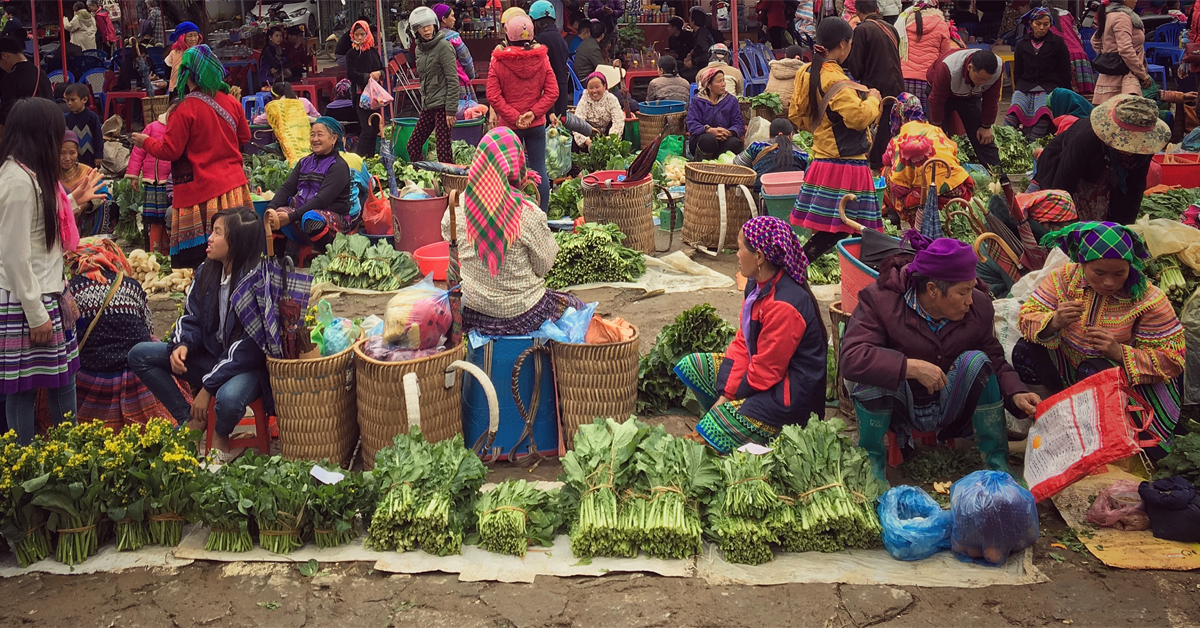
xmin=686 ymin=67 xmax=745 ymax=160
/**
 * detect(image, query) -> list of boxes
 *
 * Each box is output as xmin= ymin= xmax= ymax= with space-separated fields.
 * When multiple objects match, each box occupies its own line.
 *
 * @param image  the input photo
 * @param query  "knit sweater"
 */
xmin=69 ymin=272 xmax=153 ymax=372
xmin=65 ymin=108 xmax=104 ymax=167
xmin=1018 ymin=263 xmax=1185 ymax=385
xmin=143 ymin=91 xmax=251 ymax=209
xmin=572 ymin=91 xmax=625 ymax=145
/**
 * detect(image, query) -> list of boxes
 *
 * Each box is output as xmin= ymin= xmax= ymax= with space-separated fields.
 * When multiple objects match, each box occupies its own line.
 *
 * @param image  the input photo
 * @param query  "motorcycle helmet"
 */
xmin=529 ymin=1 xmax=556 ymax=20
xmin=409 ymin=6 xmax=439 ymax=31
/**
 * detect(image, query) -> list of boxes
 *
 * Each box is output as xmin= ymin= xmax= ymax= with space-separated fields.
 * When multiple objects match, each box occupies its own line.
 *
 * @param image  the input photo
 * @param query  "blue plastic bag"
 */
xmin=950 ymin=470 xmax=1040 ymax=566
xmin=878 ymin=486 xmax=953 ymax=561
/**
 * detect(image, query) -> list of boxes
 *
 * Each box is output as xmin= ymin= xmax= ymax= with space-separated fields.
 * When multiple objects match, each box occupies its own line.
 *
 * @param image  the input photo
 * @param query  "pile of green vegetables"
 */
xmin=636 ymin=304 xmax=737 ymax=415
xmin=709 ymin=451 xmax=779 ymax=564
xmin=238 ymin=454 xmax=313 ymax=554
xmin=310 ymin=233 xmax=421 ymax=291
xmin=543 ymin=222 xmax=646 ymax=289
xmin=952 ymin=134 xmax=976 ymax=164
xmin=952 ymin=127 xmax=1033 ymax=173
xmin=559 ymin=418 xmax=644 ymax=558
xmin=1154 ymin=419 xmax=1200 ymax=485
xmin=1146 ymin=254 xmax=1200 ymax=314
xmin=424 ymin=139 xmax=477 ymax=166
xmin=365 ymin=430 xmax=487 ymax=556
xmin=244 ymin=154 xmax=291 ymax=192
xmin=548 ymin=177 xmax=583 ymax=220
xmin=474 ymin=480 xmax=561 ymax=557
xmin=806 ymin=252 xmax=840 ymax=285
xmin=793 ymin=131 xmax=814 ymax=154
xmin=740 ymin=92 xmax=784 ymax=114
xmin=576 ymin=135 xmax=634 ymax=173
xmin=1139 ymin=188 xmax=1200 ymax=221
xmin=112 ymin=177 xmax=144 ymax=245
xmin=308 ymin=463 xmax=376 ymax=549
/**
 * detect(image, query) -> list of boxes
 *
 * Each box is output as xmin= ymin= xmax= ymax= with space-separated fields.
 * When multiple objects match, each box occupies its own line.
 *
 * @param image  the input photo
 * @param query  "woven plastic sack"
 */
xmin=1086 ymin=479 xmax=1150 ymax=531
xmin=878 ymin=485 xmax=953 ymax=561
xmin=950 ymin=470 xmax=1040 ymax=566
xmin=266 ymin=98 xmax=312 ymax=166
xmin=383 ymin=275 xmax=452 ymax=350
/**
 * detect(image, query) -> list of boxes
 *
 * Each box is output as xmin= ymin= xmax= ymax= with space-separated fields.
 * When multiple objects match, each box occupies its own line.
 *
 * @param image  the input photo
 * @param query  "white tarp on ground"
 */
xmin=565 ymin=251 xmax=736 ymax=294
xmin=0 ymin=540 xmax=193 ymax=577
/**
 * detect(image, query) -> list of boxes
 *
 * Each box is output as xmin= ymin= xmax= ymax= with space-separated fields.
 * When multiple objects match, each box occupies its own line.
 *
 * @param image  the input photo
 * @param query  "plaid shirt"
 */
xmin=904 ymin=286 xmax=949 ymax=334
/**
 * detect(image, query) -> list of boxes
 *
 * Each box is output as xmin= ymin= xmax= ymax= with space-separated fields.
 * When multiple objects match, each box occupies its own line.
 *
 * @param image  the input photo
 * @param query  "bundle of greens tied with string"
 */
xmin=707 ymin=451 xmax=779 ymax=565
xmin=543 ymin=222 xmax=646 ymax=289
xmin=365 ymin=429 xmax=486 ymax=556
xmin=473 ymin=480 xmax=562 ymax=557
xmin=623 ymin=425 xmax=721 ymax=559
xmin=558 ymin=418 xmax=649 ymax=558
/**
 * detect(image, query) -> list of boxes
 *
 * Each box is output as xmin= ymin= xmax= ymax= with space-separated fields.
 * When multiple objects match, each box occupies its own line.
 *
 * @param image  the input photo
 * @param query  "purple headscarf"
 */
xmin=905 ymin=232 xmax=978 ymax=283
xmin=433 ymin=3 xmax=453 ymax=21
xmin=743 ymin=216 xmax=809 ymax=285
xmin=63 ymin=130 xmax=79 ymax=145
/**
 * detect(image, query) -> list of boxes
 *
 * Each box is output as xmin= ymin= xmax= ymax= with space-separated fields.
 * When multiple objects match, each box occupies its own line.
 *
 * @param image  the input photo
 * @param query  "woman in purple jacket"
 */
xmin=839 ymin=235 xmax=1042 ymax=482
xmin=686 ymin=66 xmax=745 ymax=160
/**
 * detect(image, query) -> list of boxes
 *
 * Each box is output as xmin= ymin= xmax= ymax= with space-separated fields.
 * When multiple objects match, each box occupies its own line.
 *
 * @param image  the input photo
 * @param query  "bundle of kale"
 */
xmin=767 ymin=418 xmax=888 ymax=553
xmin=365 ymin=429 xmax=486 ymax=555
xmin=559 ymin=418 xmax=649 ymax=558
xmin=474 ymin=480 xmax=562 ymax=557
xmin=636 ymin=304 xmax=737 ymax=415
xmin=543 ymin=222 xmax=646 ymax=289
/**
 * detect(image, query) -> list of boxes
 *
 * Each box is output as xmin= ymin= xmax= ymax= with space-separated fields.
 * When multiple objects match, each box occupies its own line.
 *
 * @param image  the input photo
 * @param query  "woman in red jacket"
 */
xmin=485 ymin=15 xmax=558 ymax=212
xmin=132 ymin=45 xmax=251 ymax=268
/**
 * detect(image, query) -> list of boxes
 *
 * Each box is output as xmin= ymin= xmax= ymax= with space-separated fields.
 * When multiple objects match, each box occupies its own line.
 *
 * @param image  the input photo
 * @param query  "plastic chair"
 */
xmin=104 ymin=91 xmax=148 ymax=132
xmin=739 ymin=50 xmax=766 ymax=96
xmin=291 ymin=84 xmax=318 ymax=104
xmin=567 ymin=57 xmax=585 ymax=106
xmin=242 ymin=92 xmax=272 ymax=121
xmin=1148 ymin=63 xmax=1169 ymax=90
xmin=205 ymin=396 xmax=272 ymax=457
xmin=47 ymin=70 xmax=75 ymax=85
xmin=145 ymin=45 xmax=166 ymax=77
xmin=80 ymin=68 xmax=107 ymax=113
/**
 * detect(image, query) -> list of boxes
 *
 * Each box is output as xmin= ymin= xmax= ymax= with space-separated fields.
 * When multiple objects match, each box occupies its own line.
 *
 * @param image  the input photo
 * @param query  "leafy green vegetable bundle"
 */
xmin=308 ymin=463 xmax=376 ymax=549
xmin=576 ymin=135 xmax=633 ymax=173
xmin=991 ymin=126 xmax=1034 ymax=174
xmin=1139 ymin=188 xmax=1200 ymax=221
xmin=238 ymin=454 xmax=312 ymax=554
xmin=191 ymin=461 xmax=256 ymax=553
xmin=793 ymin=131 xmax=814 ymax=154
xmin=112 ymin=178 xmax=144 ymax=246
xmin=806 ymin=252 xmax=841 ymax=285
xmin=543 ymin=222 xmax=646 ymax=289
xmin=548 ymin=177 xmax=583 ymax=220
xmin=767 ymin=419 xmax=887 ymax=553
xmin=559 ymin=418 xmax=648 ymax=558
xmin=951 ymin=134 xmax=977 ymax=164
xmin=708 ymin=452 xmax=778 ymax=565
xmin=626 ymin=426 xmax=720 ymax=559
xmin=310 ymin=233 xmax=421 ymax=291
xmin=244 ymin=154 xmax=292 ymax=192
xmin=1147 ymin=253 xmax=1200 ymax=314
xmin=636 ymin=304 xmax=737 ymax=415
xmin=365 ymin=430 xmax=486 ymax=556
xmin=474 ymin=480 xmax=562 ymax=557
xmin=739 ymin=92 xmax=783 ymax=114
xmin=1154 ymin=420 xmax=1200 ymax=485
xmin=425 ymin=139 xmax=477 ymax=166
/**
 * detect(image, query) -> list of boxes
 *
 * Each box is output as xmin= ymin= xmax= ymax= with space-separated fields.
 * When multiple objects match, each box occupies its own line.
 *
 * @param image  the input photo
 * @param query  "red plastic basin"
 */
xmin=414 ymin=241 xmax=450 ymax=281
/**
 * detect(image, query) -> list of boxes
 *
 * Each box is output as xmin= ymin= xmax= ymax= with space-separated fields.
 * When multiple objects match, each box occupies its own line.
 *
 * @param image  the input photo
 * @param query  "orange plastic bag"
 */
xmin=585 ymin=315 xmax=635 ymax=344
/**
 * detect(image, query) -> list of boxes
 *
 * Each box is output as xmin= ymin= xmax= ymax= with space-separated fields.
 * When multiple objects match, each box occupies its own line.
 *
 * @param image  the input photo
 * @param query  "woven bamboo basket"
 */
xmin=267 ymin=347 xmax=359 ymax=467
xmin=551 ymin=327 xmax=640 ymax=450
xmin=142 ymin=95 xmax=169 ymax=123
xmin=635 ymin=111 xmax=686 ymax=149
xmin=682 ymin=163 xmax=758 ymax=250
xmin=441 ymin=173 xmax=467 ymax=198
xmin=581 ymin=173 xmax=656 ymax=254
xmin=753 ymin=105 xmax=779 ymax=122
xmin=354 ymin=342 xmax=467 ymax=470
xmin=740 ymin=101 xmax=752 ymax=123
xmin=829 ymin=301 xmax=853 ymax=418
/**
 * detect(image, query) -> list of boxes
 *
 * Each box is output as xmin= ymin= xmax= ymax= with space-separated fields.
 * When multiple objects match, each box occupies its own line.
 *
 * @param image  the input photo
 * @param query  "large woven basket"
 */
xmin=740 ymin=101 xmax=752 ymax=124
xmin=441 ymin=172 xmax=467 ymax=198
xmin=551 ymin=327 xmax=640 ymax=451
xmin=753 ymin=105 xmax=779 ymax=122
xmin=635 ymin=111 xmax=686 ymax=149
xmin=142 ymin=95 xmax=169 ymax=124
xmin=355 ymin=342 xmax=467 ymax=470
xmin=581 ymin=172 xmax=656 ymax=254
xmin=267 ymin=347 xmax=359 ymax=467
xmin=682 ymin=163 xmax=758 ymax=250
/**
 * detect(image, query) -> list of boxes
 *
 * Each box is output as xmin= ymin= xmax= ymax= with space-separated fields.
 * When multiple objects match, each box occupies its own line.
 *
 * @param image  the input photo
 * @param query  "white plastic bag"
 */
xmin=745 ymin=116 xmax=770 ymax=144
xmin=1008 ymin=248 xmax=1070 ymax=302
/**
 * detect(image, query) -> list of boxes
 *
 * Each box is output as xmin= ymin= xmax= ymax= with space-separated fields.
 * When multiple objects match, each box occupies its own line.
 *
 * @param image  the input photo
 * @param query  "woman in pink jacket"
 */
xmin=125 ymin=107 xmax=172 ymax=254
xmin=897 ymin=0 xmax=960 ymax=114
xmin=1091 ymin=0 xmax=1152 ymax=105
xmin=485 ymin=15 xmax=558 ymax=212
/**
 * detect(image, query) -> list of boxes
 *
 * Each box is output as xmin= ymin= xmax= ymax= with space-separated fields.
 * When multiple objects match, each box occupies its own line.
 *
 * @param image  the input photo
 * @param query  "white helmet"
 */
xmin=409 ymin=6 xmax=439 ymax=30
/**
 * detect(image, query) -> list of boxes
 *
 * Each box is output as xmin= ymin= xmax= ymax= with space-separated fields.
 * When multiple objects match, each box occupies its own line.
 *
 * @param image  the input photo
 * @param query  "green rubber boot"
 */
xmin=853 ymin=401 xmax=891 ymax=484
xmin=971 ymin=376 xmax=1015 ymax=477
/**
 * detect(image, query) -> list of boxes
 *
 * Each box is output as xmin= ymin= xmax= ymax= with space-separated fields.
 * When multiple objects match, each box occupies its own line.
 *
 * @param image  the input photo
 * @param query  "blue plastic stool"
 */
xmin=1148 ymin=63 xmax=1170 ymax=90
xmin=462 ymin=336 xmax=559 ymax=461
xmin=241 ymin=92 xmax=272 ymax=121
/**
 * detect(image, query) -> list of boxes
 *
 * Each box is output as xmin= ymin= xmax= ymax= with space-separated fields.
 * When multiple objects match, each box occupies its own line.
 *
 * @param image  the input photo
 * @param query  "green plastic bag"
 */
xmin=656 ymin=135 xmax=684 ymax=163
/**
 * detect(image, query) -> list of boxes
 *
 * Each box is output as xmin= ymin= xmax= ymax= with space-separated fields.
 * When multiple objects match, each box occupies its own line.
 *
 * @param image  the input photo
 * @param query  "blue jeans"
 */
xmin=127 ymin=342 xmax=261 ymax=438
xmin=515 ymin=124 xmax=550 ymax=213
xmin=5 ymin=380 xmax=76 ymax=445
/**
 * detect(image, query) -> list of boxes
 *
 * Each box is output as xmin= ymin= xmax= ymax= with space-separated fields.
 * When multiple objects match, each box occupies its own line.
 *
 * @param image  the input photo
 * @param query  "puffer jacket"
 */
xmin=64 ymin=10 xmax=97 ymax=50
xmin=765 ymin=58 xmax=804 ymax=111
xmin=900 ymin=9 xmax=957 ymax=81
xmin=125 ymin=120 xmax=170 ymax=183
xmin=486 ymin=44 xmax=560 ymax=129
xmin=415 ymin=31 xmax=460 ymax=115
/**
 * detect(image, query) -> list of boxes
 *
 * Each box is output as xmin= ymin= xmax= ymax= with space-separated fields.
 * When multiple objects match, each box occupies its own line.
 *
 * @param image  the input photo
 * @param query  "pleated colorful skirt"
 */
xmin=75 ymin=369 xmax=180 ymax=432
xmin=170 ymin=184 xmax=252 ymax=266
xmin=791 ymin=158 xmax=882 ymax=234
xmin=674 ymin=352 xmax=781 ymax=454
xmin=0 ymin=290 xmax=79 ymax=395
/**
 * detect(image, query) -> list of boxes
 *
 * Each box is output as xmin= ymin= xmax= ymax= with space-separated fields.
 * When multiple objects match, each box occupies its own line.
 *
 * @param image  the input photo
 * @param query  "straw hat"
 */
xmin=595 ymin=65 xmax=626 ymax=91
xmin=1090 ymin=94 xmax=1171 ymax=155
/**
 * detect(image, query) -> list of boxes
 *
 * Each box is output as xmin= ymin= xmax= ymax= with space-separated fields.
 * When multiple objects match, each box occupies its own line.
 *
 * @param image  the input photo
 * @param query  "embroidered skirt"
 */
xmin=791 ymin=158 xmax=881 ymax=234
xmin=142 ymin=181 xmax=171 ymax=225
xmin=170 ymin=184 xmax=252 ymax=266
xmin=461 ymin=289 xmax=584 ymax=336
xmin=0 ymin=289 xmax=79 ymax=394
xmin=76 ymin=368 xmax=181 ymax=431
xmin=674 ymin=352 xmax=781 ymax=454
xmin=903 ymin=78 xmax=932 ymax=115
xmin=1006 ymin=90 xmax=1052 ymax=128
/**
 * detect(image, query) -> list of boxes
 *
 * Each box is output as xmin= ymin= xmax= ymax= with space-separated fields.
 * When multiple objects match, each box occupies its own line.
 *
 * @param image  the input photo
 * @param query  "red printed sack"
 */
xmin=1023 ymin=368 xmax=1159 ymax=502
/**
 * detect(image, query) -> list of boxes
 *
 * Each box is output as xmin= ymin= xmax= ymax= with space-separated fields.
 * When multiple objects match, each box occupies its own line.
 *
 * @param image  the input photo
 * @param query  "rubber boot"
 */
xmin=971 ymin=375 xmax=1015 ymax=477
xmin=853 ymin=401 xmax=891 ymax=484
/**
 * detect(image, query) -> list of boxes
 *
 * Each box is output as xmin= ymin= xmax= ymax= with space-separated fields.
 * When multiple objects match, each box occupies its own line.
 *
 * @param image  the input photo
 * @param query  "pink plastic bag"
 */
xmin=359 ymin=78 xmax=394 ymax=110
xmin=1086 ymin=480 xmax=1151 ymax=531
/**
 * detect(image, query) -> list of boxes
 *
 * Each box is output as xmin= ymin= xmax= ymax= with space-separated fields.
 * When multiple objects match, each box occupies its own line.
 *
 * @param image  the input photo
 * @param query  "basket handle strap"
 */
xmin=738 ymin=184 xmax=758 ymax=218
xmin=717 ymin=183 xmax=729 ymax=253
xmin=402 ymin=372 xmax=421 ymax=429
xmin=509 ymin=343 xmax=551 ymax=467
xmin=448 ymin=358 xmax=501 ymax=462
xmin=655 ymin=184 xmax=677 ymax=253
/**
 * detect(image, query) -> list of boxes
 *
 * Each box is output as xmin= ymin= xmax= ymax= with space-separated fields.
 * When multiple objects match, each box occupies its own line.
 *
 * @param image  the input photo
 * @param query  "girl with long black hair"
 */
xmin=129 ymin=207 xmax=269 ymax=462
xmin=0 ymin=98 xmax=103 ymax=444
xmin=787 ymin=17 xmax=882 ymax=262
xmin=734 ymin=118 xmax=809 ymax=196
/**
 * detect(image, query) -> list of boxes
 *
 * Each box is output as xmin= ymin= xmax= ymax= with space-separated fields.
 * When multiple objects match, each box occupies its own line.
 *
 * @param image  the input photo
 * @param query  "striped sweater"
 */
xmin=1018 ymin=263 xmax=1184 ymax=385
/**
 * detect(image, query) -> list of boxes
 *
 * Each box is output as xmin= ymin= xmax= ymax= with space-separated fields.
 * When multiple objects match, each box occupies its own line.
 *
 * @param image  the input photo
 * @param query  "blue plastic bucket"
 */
xmin=462 ymin=337 xmax=559 ymax=460
xmin=639 ymin=100 xmax=686 ymax=115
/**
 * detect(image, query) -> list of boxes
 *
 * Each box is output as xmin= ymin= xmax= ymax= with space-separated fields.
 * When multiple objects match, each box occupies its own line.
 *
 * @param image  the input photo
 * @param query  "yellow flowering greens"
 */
xmin=100 ymin=419 xmax=201 ymax=550
xmin=29 ymin=421 xmax=112 ymax=566
xmin=0 ymin=432 xmax=56 ymax=567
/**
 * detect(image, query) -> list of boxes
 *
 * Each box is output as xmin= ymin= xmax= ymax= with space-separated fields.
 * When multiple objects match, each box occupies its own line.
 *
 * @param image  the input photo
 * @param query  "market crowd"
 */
xmin=0 ymin=0 xmax=1193 ymax=480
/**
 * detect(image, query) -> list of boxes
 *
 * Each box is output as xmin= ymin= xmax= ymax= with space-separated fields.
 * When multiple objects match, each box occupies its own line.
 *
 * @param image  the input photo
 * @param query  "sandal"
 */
xmin=213 ymin=448 xmax=245 ymax=465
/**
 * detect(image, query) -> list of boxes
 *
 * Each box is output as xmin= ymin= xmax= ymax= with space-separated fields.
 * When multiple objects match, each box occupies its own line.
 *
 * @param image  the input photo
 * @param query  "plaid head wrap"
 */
xmin=175 ymin=45 xmax=230 ymax=98
xmin=313 ymin=116 xmax=345 ymax=152
xmin=463 ymin=127 xmax=540 ymax=276
xmin=334 ymin=78 xmax=352 ymax=100
xmin=742 ymin=216 xmax=809 ymax=285
xmin=890 ymin=92 xmax=925 ymax=136
xmin=67 ymin=236 xmax=133 ymax=285
xmin=1025 ymin=7 xmax=1054 ymax=24
xmin=1017 ymin=190 xmax=1078 ymax=225
xmin=1040 ymin=221 xmax=1150 ymax=298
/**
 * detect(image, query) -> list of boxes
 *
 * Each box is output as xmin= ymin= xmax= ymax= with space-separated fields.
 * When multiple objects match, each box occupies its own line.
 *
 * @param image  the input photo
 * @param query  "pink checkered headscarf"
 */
xmin=463 ymin=127 xmax=541 ymax=276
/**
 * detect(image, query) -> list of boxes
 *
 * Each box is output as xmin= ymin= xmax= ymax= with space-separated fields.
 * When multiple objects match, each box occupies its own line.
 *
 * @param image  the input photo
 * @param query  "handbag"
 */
xmin=1092 ymin=51 xmax=1131 ymax=76
xmin=1185 ymin=41 xmax=1200 ymax=66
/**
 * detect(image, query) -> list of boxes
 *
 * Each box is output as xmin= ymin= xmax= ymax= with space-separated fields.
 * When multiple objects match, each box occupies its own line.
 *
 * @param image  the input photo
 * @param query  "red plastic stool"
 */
xmin=886 ymin=430 xmax=955 ymax=468
xmin=205 ymin=396 xmax=272 ymax=456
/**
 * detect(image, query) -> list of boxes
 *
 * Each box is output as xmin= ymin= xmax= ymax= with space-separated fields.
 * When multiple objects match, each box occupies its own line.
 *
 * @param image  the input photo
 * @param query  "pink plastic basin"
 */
xmin=761 ymin=171 xmax=806 ymax=197
xmin=414 ymin=241 xmax=450 ymax=281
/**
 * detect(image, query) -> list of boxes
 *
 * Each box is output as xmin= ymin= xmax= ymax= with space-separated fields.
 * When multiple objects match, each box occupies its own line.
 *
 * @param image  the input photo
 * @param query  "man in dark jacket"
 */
xmin=0 ymin=37 xmax=52 ymax=130
xmin=840 ymin=238 xmax=1040 ymax=480
xmin=844 ymin=0 xmax=903 ymax=170
xmin=0 ymin=5 xmax=26 ymax=42
xmin=685 ymin=8 xmax=715 ymax=82
xmin=665 ymin=16 xmax=692 ymax=60
xmin=533 ymin=1 xmax=571 ymax=116
xmin=573 ymin=20 xmax=603 ymax=81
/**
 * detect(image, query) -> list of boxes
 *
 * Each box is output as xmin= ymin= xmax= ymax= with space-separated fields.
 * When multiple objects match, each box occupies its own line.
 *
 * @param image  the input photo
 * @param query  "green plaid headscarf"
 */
xmin=176 ymin=44 xmax=230 ymax=98
xmin=1040 ymin=221 xmax=1150 ymax=298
